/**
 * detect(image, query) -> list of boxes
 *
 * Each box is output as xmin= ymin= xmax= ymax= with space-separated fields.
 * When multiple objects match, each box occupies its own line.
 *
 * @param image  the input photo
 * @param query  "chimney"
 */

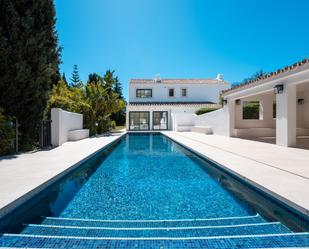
xmin=216 ymin=74 xmax=224 ymax=81
xmin=154 ymin=74 xmax=161 ymax=83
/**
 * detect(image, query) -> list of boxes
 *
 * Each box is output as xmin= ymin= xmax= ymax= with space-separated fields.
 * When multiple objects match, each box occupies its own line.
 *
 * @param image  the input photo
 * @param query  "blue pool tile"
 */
xmin=41 ymin=215 xmax=266 ymax=228
xmin=0 ymin=233 xmax=309 ymax=249
xmin=59 ymin=135 xmax=253 ymax=220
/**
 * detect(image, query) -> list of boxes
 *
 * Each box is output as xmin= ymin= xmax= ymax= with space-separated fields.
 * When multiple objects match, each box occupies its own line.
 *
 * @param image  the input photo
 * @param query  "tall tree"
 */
xmin=0 ymin=0 xmax=60 ymax=149
xmin=70 ymin=64 xmax=81 ymax=87
xmin=62 ymin=73 xmax=68 ymax=86
xmin=113 ymin=76 xmax=123 ymax=99
xmin=86 ymin=71 xmax=125 ymax=133
xmin=102 ymin=70 xmax=126 ymax=125
xmin=102 ymin=69 xmax=116 ymax=94
xmin=88 ymin=73 xmax=103 ymax=85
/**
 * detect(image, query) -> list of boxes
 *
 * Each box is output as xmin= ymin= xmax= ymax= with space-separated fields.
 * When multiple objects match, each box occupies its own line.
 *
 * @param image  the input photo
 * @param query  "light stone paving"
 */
xmin=0 ymin=132 xmax=125 ymax=219
xmin=162 ymin=131 xmax=309 ymax=217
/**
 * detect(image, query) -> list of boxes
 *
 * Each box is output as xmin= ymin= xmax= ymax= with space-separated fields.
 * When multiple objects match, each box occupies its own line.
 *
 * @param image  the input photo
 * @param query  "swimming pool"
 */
xmin=0 ymin=133 xmax=308 ymax=248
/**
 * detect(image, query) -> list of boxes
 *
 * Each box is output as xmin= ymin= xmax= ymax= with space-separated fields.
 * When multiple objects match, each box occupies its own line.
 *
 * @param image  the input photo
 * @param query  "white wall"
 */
xmin=170 ymin=107 xmax=230 ymax=135
xmin=51 ymin=108 xmax=84 ymax=146
xmin=194 ymin=108 xmax=230 ymax=136
xmin=126 ymin=104 xmax=220 ymax=131
xmin=234 ymin=93 xmax=276 ymax=129
xmin=297 ymin=86 xmax=309 ymax=128
xmin=129 ymin=82 xmax=229 ymax=103
xmin=173 ymin=113 xmax=196 ymax=131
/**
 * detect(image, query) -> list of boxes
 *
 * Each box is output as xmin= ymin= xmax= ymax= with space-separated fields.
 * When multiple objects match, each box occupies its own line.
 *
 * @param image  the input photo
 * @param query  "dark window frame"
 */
xmin=129 ymin=111 xmax=150 ymax=131
xmin=152 ymin=111 xmax=168 ymax=130
xmin=136 ymin=89 xmax=152 ymax=98
xmin=181 ymin=88 xmax=187 ymax=97
xmin=168 ymin=88 xmax=175 ymax=97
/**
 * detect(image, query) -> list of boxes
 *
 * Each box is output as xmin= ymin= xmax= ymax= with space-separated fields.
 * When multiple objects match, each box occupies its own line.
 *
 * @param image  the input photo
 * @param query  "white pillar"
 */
xmin=51 ymin=108 xmax=62 ymax=147
xmin=149 ymin=110 xmax=153 ymax=130
xmin=227 ymin=99 xmax=235 ymax=137
xmin=276 ymin=84 xmax=297 ymax=147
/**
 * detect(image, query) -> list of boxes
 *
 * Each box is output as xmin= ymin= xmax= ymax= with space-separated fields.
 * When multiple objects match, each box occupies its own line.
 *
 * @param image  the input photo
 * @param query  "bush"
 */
xmin=110 ymin=120 xmax=116 ymax=130
xmin=0 ymin=108 xmax=15 ymax=156
xmin=195 ymin=107 xmax=218 ymax=115
xmin=243 ymin=101 xmax=260 ymax=119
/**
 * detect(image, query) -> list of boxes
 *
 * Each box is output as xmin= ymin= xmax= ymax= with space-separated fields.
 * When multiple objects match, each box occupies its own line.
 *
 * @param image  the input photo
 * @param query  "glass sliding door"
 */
xmin=153 ymin=111 xmax=168 ymax=130
xmin=129 ymin=112 xmax=150 ymax=131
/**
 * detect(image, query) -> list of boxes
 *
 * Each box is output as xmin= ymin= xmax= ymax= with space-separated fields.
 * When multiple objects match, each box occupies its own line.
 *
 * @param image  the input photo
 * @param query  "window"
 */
xmin=273 ymin=101 xmax=276 ymax=119
xmin=129 ymin=112 xmax=150 ymax=130
xmin=181 ymin=88 xmax=187 ymax=97
xmin=242 ymin=101 xmax=261 ymax=120
xmin=136 ymin=89 xmax=152 ymax=98
xmin=168 ymin=88 xmax=174 ymax=97
xmin=153 ymin=111 xmax=168 ymax=130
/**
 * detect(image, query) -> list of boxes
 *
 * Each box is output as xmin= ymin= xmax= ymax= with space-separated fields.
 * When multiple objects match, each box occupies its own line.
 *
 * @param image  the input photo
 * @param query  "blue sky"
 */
xmin=54 ymin=0 xmax=309 ymax=99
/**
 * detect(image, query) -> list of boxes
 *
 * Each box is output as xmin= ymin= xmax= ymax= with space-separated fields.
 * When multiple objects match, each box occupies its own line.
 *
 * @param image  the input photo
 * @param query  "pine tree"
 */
xmin=113 ymin=76 xmax=124 ymax=99
xmin=0 ymin=0 xmax=60 ymax=149
xmin=70 ymin=64 xmax=81 ymax=87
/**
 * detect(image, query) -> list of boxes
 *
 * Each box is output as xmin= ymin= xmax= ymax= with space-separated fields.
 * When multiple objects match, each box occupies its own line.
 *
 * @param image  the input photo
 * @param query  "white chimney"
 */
xmin=216 ymin=74 xmax=224 ymax=81
xmin=154 ymin=74 xmax=161 ymax=83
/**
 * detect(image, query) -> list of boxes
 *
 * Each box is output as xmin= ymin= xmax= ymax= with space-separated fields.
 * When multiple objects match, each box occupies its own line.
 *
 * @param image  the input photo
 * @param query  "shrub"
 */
xmin=0 ymin=108 xmax=15 ymax=156
xmin=195 ymin=107 xmax=218 ymax=115
xmin=242 ymin=101 xmax=260 ymax=119
xmin=110 ymin=120 xmax=116 ymax=130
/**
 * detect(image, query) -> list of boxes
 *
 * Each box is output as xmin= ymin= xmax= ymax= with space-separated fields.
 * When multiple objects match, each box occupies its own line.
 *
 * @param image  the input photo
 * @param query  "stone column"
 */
xmin=276 ymin=84 xmax=297 ymax=147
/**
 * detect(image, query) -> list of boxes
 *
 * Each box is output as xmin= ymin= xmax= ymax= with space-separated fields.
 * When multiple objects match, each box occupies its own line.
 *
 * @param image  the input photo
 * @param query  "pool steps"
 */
xmin=1 ymin=233 xmax=309 ymax=248
xmin=21 ymin=222 xmax=290 ymax=237
xmin=1 ymin=214 xmax=309 ymax=248
xmin=40 ymin=214 xmax=267 ymax=228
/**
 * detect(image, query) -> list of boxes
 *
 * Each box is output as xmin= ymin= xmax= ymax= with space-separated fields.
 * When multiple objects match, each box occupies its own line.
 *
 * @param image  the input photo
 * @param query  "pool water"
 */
xmin=60 ymin=133 xmax=253 ymax=219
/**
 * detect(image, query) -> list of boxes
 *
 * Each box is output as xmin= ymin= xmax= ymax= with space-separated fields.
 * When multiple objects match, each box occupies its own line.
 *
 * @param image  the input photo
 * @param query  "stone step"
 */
xmin=0 ymin=232 xmax=308 ymax=248
xmin=191 ymin=126 xmax=213 ymax=134
xmin=21 ymin=222 xmax=290 ymax=238
xmin=41 ymin=214 xmax=266 ymax=228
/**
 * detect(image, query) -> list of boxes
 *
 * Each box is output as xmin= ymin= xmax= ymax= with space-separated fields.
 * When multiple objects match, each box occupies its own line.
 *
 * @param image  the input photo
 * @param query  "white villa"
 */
xmin=126 ymin=76 xmax=230 ymax=131
xmin=171 ymin=59 xmax=309 ymax=149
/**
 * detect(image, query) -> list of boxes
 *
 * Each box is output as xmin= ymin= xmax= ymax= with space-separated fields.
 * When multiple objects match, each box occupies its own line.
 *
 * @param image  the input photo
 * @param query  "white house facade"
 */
xmin=126 ymin=76 xmax=230 ymax=131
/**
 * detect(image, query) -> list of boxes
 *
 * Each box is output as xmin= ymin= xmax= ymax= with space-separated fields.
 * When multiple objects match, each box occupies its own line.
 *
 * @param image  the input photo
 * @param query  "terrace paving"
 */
xmin=162 ymin=131 xmax=309 ymax=217
xmin=0 ymin=132 xmax=125 ymax=219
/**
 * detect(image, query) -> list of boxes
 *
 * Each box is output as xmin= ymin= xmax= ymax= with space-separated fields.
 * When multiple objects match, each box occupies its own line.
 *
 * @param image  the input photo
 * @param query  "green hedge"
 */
xmin=243 ymin=101 xmax=260 ymax=119
xmin=195 ymin=107 xmax=218 ymax=115
xmin=0 ymin=108 xmax=15 ymax=156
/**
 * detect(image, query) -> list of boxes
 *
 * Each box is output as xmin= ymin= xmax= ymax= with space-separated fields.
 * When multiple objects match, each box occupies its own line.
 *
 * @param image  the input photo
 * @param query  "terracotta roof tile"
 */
xmin=128 ymin=102 xmax=220 ymax=107
xmin=130 ymin=78 xmax=228 ymax=85
xmin=222 ymin=58 xmax=309 ymax=96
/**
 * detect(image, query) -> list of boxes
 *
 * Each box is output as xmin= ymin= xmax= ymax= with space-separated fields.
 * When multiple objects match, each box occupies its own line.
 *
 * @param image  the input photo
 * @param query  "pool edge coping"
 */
xmin=0 ymin=132 xmax=127 ymax=220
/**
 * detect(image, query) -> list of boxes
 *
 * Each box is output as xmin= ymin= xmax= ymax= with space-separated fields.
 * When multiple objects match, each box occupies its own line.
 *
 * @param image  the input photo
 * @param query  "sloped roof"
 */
xmin=222 ymin=58 xmax=309 ymax=96
xmin=128 ymin=101 xmax=215 ymax=105
xmin=130 ymin=78 xmax=228 ymax=84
